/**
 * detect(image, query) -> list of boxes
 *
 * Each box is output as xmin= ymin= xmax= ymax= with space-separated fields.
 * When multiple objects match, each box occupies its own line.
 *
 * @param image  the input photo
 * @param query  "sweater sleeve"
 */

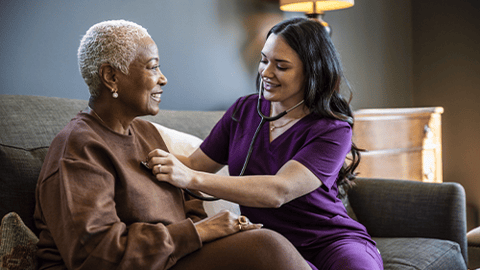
xmin=183 ymin=190 xmax=208 ymax=222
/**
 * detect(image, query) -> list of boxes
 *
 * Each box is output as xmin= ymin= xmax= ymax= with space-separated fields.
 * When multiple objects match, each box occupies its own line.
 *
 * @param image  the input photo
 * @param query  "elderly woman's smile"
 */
xmin=151 ymin=92 xmax=162 ymax=102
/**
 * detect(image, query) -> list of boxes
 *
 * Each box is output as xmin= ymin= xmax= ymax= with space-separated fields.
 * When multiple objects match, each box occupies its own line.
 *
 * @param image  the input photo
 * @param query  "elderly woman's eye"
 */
xmin=150 ymin=65 xmax=160 ymax=70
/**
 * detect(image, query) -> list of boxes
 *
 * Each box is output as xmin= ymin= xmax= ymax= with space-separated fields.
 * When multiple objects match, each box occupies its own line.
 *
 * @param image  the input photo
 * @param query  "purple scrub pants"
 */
xmin=303 ymin=238 xmax=383 ymax=270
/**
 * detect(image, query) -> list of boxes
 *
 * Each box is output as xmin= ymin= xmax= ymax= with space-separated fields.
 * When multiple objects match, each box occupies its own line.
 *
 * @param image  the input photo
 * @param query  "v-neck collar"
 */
xmin=261 ymin=99 xmax=312 ymax=147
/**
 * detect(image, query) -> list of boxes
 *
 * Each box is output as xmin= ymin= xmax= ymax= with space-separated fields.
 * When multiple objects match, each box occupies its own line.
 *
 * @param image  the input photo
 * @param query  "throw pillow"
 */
xmin=150 ymin=122 xmax=203 ymax=157
xmin=0 ymin=212 xmax=38 ymax=270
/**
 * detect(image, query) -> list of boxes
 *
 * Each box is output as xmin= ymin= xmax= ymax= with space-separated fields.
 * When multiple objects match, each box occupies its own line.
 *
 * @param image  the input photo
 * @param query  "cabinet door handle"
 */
xmin=424 ymin=125 xmax=433 ymax=138
xmin=424 ymin=168 xmax=435 ymax=181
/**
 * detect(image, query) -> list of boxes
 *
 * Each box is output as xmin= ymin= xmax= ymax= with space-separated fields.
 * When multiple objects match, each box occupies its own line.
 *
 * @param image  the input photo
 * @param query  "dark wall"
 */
xmin=0 ymin=0 xmax=258 ymax=110
xmin=412 ymin=0 xmax=480 ymax=228
xmin=0 ymin=0 xmax=413 ymax=111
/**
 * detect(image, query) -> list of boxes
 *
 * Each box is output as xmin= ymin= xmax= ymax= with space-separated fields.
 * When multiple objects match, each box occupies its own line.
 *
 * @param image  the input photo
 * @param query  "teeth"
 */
xmin=264 ymin=82 xmax=278 ymax=89
xmin=151 ymin=93 xmax=161 ymax=101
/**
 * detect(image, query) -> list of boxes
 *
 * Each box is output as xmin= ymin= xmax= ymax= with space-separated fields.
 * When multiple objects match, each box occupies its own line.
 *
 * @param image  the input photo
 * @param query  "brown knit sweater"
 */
xmin=34 ymin=112 xmax=206 ymax=270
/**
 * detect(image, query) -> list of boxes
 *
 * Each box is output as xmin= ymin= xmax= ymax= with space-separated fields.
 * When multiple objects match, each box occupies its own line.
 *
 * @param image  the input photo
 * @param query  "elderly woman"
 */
xmin=33 ymin=20 xmax=311 ymax=270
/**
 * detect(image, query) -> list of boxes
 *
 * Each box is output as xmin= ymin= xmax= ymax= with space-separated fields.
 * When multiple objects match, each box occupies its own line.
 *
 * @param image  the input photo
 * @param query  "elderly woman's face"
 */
xmin=115 ymin=37 xmax=167 ymax=117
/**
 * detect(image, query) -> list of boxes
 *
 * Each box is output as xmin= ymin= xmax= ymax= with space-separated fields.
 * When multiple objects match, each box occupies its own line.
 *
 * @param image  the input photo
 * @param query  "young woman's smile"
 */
xmin=263 ymin=79 xmax=280 ymax=91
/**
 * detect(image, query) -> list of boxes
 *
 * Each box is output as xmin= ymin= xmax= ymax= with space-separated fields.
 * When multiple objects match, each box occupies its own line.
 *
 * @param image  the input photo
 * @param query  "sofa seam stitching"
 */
xmin=0 ymin=143 xmax=49 ymax=151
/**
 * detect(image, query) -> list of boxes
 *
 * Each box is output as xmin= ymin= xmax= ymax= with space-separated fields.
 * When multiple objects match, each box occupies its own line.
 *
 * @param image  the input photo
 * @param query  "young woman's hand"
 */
xmin=194 ymin=211 xmax=262 ymax=243
xmin=146 ymin=149 xmax=196 ymax=189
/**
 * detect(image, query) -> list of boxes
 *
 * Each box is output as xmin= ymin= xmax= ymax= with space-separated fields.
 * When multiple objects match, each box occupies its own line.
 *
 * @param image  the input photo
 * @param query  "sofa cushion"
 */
xmin=0 ymin=145 xmax=48 ymax=235
xmin=0 ymin=212 xmax=39 ymax=270
xmin=374 ymin=237 xmax=467 ymax=269
xmin=467 ymin=226 xmax=480 ymax=269
xmin=0 ymin=95 xmax=88 ymax=234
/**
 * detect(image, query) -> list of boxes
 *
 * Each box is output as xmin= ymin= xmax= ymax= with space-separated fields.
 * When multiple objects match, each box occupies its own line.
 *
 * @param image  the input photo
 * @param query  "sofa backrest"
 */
xmin=0 ymin=94 xmax=224 ymax=234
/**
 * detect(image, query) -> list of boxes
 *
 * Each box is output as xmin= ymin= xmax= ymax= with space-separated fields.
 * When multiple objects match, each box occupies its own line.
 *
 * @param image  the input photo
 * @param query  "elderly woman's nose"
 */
xmin=158 ymin=72 xmax=167 ymax=86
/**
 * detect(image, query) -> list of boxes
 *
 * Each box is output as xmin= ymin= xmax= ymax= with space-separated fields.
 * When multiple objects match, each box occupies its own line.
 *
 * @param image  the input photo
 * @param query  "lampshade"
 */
xmin=280 ymin=0 xmax=354 ymax=14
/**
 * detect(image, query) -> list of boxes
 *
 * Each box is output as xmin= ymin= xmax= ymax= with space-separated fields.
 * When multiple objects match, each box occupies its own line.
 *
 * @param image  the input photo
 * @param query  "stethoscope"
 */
xmin=144 ymin=78 xmax=304 ymax=201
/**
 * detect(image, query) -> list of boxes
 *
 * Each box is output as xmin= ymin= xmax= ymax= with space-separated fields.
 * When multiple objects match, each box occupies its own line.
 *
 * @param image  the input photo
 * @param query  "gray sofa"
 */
xmin=0 ymin=94 xmax=468 ymax=269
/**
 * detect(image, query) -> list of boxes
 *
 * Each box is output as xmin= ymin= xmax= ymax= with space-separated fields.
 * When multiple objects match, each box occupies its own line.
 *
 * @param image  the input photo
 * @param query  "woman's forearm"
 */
xmin=176 ymin=148 xmax=223 ymax=174
xmin=174 ymin=153 xmax=284 ymax=207
xmin=191 ymin=172 xmax=288 ymax=208
xmin=190 ymin=160 xmax=321 ymax=208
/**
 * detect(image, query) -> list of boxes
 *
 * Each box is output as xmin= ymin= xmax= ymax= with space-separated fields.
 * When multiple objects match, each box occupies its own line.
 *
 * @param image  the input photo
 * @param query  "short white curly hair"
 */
xmin=78 ymin=20 xmax=151 ymax=98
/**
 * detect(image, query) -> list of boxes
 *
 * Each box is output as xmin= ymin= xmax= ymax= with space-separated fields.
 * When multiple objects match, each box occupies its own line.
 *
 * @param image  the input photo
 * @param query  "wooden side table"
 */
xmin=351 ymin=107 xmax=444 ymax=183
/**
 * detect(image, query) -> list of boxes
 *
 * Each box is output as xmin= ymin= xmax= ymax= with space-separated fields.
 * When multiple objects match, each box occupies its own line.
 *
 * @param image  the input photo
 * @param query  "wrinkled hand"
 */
xmin=194 ymin=211 xmax=263 ymax=243
xmin=146 ymin=149 xmax=194 ymax=189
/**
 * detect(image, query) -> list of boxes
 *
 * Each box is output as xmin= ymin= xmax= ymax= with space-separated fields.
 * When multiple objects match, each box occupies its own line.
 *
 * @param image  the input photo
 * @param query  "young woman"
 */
xmin=147 ymin=18 xmax=383 ymax=270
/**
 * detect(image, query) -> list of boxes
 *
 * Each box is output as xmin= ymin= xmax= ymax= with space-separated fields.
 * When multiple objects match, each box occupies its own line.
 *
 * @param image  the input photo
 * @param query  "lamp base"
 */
xmin=306 ymin=13 xmax=332 ymax=36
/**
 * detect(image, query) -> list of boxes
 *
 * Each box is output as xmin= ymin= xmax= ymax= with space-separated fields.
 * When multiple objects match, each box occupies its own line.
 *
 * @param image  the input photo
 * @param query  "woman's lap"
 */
xmin=170 ymin=229 xmax=312 ymax=270
xmin=171 ymin=229 xmax=382 ymax=270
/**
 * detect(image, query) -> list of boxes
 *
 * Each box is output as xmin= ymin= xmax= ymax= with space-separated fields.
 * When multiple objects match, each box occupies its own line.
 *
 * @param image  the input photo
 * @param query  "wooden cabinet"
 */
xmin=351 ymin=107 xmax=443 ymax=183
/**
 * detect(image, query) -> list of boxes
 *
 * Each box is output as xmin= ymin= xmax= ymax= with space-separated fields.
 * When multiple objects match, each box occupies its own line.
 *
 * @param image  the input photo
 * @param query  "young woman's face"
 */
xmin=258 ymin=34 xmax=305 ymax=107
xmin=115 ymin=37 xmax=167 ymax=117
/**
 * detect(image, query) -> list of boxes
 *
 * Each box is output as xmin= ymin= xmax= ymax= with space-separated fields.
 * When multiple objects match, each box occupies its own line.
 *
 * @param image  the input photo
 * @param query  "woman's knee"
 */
xmin=234 ymin=229 xmax=311 ymax=269
xmin=240 ymin=229 xmax=295 ymax=252
xmin=313 ymin=240 xmax=383 ymax=270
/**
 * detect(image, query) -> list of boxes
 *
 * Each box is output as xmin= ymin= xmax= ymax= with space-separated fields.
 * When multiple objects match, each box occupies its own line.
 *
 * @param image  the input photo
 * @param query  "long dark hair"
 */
xmin=257 ymin=17 xmax=361 ymax=190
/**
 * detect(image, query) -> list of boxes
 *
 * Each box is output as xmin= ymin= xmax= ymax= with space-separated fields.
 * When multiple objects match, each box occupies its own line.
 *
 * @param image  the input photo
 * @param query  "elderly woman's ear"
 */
xmin=99 ymin=63 xmax=118 ymax=94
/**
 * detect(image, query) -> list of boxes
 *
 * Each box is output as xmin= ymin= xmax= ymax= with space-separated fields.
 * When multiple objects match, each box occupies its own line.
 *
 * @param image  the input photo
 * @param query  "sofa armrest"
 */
xmin=347 ymin=178 xmax=467 ymax=262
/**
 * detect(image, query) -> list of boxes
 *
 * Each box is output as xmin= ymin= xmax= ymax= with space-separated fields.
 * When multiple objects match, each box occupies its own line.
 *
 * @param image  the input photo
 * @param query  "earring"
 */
xmin=112 ymin=89 xmax=118 ymax=98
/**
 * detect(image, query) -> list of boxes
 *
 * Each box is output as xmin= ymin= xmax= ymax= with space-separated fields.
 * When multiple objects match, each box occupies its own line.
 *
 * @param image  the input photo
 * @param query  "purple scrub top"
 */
xmin=200 ymin=95 xmax=374 ymax=251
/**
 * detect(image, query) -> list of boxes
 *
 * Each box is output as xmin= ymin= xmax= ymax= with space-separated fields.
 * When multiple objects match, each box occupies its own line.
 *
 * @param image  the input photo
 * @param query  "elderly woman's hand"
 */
xmin=146 ymin=149 xmax=195 ymax=189
xmin=194 ymin=211 xmax=263 ymax=243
